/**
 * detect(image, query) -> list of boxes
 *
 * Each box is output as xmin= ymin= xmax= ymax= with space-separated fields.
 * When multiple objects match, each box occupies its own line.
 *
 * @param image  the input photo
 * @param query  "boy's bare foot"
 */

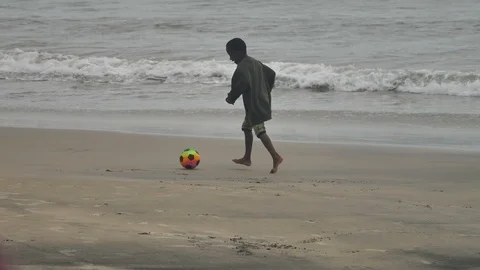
xmin=270 ymin=156 xmax=283 ymax=174
xmin=233 ymin=158 xmax=252 ymax=166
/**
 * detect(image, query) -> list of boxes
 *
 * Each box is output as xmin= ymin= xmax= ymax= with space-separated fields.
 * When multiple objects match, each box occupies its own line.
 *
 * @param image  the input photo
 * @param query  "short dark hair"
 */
xmin=226 ymin=38 xmax=247 ymax=53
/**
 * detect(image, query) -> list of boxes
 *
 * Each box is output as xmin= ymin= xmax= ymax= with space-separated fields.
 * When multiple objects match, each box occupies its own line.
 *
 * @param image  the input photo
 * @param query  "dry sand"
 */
xmin=0 ymin=127 xmax=479 ymax=270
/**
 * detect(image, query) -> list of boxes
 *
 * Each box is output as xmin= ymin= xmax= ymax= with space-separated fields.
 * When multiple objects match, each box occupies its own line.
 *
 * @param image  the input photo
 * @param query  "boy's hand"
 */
xmin=225 ymin=96 xmax=234 ymax=104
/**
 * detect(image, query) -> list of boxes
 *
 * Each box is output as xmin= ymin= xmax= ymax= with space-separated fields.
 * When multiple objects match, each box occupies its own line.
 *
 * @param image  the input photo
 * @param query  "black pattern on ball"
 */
xmin=184 ymin=148 xmax=190 ymax=152
xmin=188 ymin=154 xmax=195 ymax=161
xmin=179 ymin=156 xmax=183 ymax=162
xmin=185 ymin=164 xmax=192 ymax=169
xmin=196 ymin=160 xmax=200 ymax=165
xmin=195 ymin=150 xmax=199 ymax=154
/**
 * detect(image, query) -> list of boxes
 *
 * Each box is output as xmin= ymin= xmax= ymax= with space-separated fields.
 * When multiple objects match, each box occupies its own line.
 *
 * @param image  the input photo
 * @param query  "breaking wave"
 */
xmin=1 ymin=49 xmax=479 ymax=97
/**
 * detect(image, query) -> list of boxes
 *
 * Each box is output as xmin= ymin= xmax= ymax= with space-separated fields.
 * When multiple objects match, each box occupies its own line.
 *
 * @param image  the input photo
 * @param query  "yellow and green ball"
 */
xmin=179 ymin=148 xmax=200 ymax=169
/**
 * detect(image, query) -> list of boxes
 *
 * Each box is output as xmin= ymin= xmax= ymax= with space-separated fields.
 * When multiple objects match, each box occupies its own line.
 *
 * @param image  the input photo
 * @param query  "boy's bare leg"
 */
xmin=233 ymin=130 xmax=253 ymax=166
xmin=258 ymin=132 xmax=283 ymax=173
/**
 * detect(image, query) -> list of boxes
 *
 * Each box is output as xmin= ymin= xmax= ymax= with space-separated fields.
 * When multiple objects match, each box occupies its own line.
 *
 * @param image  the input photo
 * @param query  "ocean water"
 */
xmin=1 ymin=0 xmax=479 ymax=150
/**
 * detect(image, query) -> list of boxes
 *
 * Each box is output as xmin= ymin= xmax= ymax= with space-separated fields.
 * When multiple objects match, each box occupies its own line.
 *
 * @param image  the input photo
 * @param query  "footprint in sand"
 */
xmin=154 ymin=232 xmax=186 ymax=240
xmin=13 ymin=198 xmax=52 ymax=206
xmin=59 ymin=249 xmax=76 ymax=256
xmin=76 ymin=236 xmax=98 ymax=244
xmin=213 ymin=244 xmax=236 ymax=249
xmin=365 ymin=249 xmax=387 ymax=252
xmin=0 ymin=192 xmax=20 ymax=199
xmin=115 ymin=211 xmax=132 ymax=216
xmin=50 ymin=226 xmax=65 ymax=233
xmin=203 ymin=230 xmax=222 ymax=234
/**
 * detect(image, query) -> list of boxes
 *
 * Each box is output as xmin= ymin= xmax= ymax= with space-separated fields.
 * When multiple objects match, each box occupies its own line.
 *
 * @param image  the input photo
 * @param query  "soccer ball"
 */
xmin=179 ymin=148 xmax=200 ymax=169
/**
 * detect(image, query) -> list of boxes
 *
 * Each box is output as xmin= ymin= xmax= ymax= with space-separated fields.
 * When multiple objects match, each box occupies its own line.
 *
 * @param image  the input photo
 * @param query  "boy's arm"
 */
xmin=262 ymin=63 xmax=276 ymax=92
xmin=226 ymin=70 xmax=249 ymax=104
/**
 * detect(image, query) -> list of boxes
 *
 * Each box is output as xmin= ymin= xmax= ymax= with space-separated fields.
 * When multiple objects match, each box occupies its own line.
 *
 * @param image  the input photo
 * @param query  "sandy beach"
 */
xmin=1 ymin=127 xmax=479 ymax=269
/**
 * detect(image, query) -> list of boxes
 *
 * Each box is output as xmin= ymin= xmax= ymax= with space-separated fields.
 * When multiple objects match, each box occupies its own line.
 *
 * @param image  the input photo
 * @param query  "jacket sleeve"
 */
xmin=262 ymin=63 xmax=276 ymax=92
xmin=227 ymin=68 xmax=249 ymax=104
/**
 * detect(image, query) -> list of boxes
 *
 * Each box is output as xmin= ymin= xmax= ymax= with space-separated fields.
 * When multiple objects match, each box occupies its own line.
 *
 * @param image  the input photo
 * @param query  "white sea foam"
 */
xmin=1 ymin=49 xmax=479 ymax=97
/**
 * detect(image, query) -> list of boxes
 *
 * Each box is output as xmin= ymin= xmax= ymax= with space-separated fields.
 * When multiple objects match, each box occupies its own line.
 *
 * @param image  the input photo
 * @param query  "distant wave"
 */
xmin=1 ymin=49 xmax=479 ymax=97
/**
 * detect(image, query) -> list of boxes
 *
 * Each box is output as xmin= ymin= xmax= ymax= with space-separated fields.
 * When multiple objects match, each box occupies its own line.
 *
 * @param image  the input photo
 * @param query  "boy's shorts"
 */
xmin=241 ymin=120 xmax=266 ymax=137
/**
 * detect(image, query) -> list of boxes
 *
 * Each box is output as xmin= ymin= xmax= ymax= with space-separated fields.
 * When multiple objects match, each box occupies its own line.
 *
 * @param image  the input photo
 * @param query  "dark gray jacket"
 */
xmin=227 ymin=56 xmax=276 ymax=126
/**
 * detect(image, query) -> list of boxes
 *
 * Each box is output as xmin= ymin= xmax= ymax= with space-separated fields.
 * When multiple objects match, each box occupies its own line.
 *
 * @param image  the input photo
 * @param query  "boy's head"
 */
xmin=226 ymin=38 xmax=247 ymax=64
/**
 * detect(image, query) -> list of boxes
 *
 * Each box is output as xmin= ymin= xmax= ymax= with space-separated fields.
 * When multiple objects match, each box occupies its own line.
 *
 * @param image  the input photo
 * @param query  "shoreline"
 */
xmin=1 ymin=93 xmax=480 ymax=153
xmin=2 ymin=124 xmax=480 ymax=154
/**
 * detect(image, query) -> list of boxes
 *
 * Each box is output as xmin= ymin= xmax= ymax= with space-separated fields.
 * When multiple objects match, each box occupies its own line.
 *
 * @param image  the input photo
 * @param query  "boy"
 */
xmin=225 ymin=38 xmax=283 ymax=174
